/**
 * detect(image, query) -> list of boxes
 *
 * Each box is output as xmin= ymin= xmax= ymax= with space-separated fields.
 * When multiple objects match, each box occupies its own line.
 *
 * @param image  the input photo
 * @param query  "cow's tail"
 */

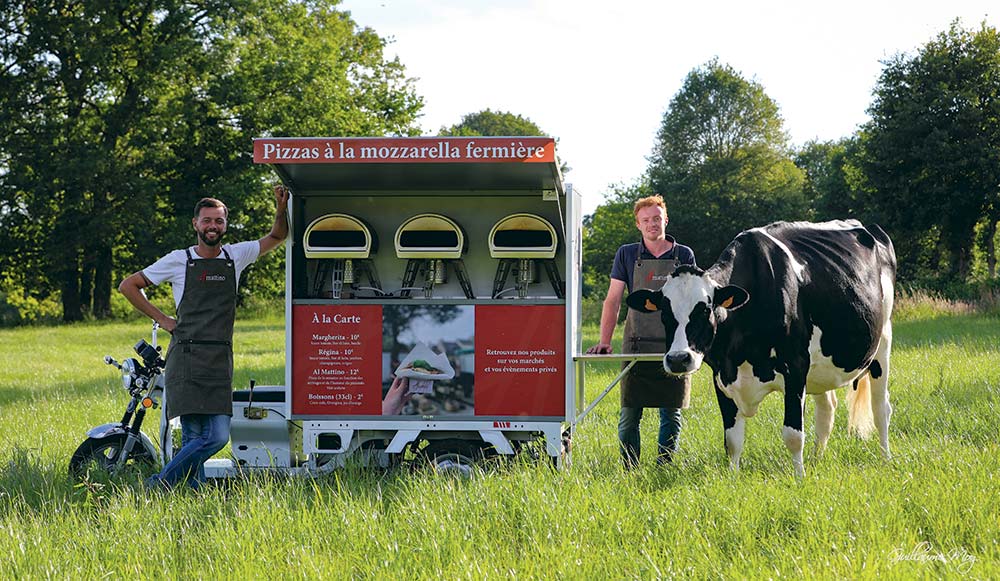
xmin=846 ymin=372 xmax=875 ymax=439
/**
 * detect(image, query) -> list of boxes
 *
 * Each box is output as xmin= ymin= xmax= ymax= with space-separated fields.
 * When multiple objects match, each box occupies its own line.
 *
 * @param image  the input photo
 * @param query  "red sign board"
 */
xmin=253 ymin=137 xmax=555 ymax=164
xmin=291 ymin=305 xmax=383 ymax=415
xmin=474 ymin=305 xmax=565 ymax=417
xmin=290 ymin=303 xmax=566 ymax=418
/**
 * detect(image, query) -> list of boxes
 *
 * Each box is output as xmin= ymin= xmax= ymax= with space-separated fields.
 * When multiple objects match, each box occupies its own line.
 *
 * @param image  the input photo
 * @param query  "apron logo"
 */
xmin=646 ymin=273 xmax=669 ymax=282
xmin=198 ymin=271 xmax=227 ymax=282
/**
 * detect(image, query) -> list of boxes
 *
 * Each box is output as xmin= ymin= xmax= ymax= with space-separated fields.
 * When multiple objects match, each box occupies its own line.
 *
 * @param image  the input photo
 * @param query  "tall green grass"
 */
xmin=1 ymin=309 xmax=997 ymax=578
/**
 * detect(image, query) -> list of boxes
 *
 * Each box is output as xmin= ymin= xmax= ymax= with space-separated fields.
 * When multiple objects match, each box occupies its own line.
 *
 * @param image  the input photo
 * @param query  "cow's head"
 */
xmin=625 ymin=266 xmax=749 ymax=375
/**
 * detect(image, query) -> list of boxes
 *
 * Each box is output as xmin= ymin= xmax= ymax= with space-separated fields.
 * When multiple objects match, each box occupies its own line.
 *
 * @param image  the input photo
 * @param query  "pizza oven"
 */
xmin=488 ymin=213 xmax=563 ymax=299
xmin=394 ymin=213 xmax=466 ymax=259
xmin=488 ymin=213 xmax=558 ymax=259
xmin=303 ymin=213 xmax=381 ymax=298
xmin=394 ymin=213 xmax=473 ymax=298
xmin=304 ymin=213 xmax=377 ymax=259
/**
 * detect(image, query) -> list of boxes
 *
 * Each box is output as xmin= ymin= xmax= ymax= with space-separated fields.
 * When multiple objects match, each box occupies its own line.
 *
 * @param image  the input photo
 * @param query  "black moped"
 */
xmin=69 ymin=323 xmax=173 ymax=478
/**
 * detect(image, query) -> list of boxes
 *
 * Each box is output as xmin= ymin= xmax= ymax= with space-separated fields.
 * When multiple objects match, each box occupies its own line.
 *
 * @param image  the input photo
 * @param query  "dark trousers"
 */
xmin=618 ymin=406 xmax=682 ymax=468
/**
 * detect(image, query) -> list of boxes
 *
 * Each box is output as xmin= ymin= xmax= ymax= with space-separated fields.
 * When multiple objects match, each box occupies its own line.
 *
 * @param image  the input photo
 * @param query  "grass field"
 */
xmin=1 ymin=308 xmax=998 ymax=579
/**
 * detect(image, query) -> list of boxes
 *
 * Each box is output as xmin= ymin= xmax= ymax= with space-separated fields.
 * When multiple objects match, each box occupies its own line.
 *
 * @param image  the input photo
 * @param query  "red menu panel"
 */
xmin=292 ymin=305 xmax=382 ymax=415
xmin=474 ymin=305 xmax=565 ymax=417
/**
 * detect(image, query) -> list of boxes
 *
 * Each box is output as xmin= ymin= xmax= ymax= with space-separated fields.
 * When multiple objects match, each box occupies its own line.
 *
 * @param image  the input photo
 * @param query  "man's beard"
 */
xmin=199 ymin=229 xmax=225 ymax=246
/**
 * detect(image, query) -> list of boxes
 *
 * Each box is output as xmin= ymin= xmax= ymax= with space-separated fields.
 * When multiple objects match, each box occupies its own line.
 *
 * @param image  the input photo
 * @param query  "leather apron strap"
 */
xmin=164 ymin=248 xmax=238 ymax=419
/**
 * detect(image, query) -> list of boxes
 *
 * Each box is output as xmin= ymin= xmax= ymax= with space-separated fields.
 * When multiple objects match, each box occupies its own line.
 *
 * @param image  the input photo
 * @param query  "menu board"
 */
xmin=292 ymin=305 xmax=382 ymax=415
xmin=292 ymin=303 xmax=566 ymax=418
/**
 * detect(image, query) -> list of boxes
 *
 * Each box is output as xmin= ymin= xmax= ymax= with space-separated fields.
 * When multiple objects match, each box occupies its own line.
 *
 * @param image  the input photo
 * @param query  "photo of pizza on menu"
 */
xmin=382 ymin=305 xmax=474 ymax=417
xmin=395 ymin=343 xmax=455 ymax=381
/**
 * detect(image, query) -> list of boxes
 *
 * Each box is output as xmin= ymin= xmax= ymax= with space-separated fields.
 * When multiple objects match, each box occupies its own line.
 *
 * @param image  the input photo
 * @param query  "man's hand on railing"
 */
xmin=586 ymin=343 xmax=613 ymax=355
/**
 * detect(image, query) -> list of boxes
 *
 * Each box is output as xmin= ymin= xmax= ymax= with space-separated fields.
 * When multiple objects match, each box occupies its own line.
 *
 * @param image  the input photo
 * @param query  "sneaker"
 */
xmin=144 ymin=475 xmax=170 ymax=492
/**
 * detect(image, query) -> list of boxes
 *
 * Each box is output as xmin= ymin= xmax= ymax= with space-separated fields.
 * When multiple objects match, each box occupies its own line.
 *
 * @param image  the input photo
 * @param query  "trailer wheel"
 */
xmin=419 ymin=439 xmax=490 ymax=477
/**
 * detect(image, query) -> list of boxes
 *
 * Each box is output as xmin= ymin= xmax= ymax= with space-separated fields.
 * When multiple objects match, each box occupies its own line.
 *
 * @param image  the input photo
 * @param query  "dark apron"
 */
xmin=163 ymin=248 xmax=237 ymax=420
xmin=621 ymin=248 xmax=692 ymax=409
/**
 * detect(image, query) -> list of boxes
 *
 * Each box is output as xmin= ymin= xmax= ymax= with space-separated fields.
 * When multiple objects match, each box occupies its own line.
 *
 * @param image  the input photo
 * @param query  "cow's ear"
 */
xmin=626 ymin=289 xmax=664 ymax=313
xmin=714 ymin=285 xmax=749 ymax=311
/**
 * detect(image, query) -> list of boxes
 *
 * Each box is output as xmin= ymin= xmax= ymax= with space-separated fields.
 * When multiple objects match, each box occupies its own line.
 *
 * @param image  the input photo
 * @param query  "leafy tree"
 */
xmin=581 ymin=181 xmax=650 ymax=299
xmin=0 ymin=1 xmax=222 ymax=320
xmin=648 ymin=59 xmax=807 ymax=263
xmin=0 ymin=0 xmax=423 ymax=323
xmin=439 ymin=108 xmax=569 ymax=174
xmin=857 ymin=20 xmax=1000 ymax=281
xmin=439 ymin=109 xmax=547 ymax=137
xmin=794 ymin=137 xmax=866 ymax=221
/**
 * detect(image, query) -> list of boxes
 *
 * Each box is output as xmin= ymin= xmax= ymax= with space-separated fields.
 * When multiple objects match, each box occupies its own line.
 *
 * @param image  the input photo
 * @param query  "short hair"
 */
xmin=633 ymin=195 xmax=667 ymax=219
xmin=193 ymin=197 xmax=228 ymax=219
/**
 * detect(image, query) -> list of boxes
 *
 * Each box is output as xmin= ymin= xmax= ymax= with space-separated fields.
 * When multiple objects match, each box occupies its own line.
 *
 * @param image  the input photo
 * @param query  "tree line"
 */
xmin=0 ymin=2 xmax=559 ymax=325
xmin=1 ymin=6 xmax=997 ymax=323
xmin=584 ymin=21 xmax=1000 ymax=300
xmin=0 ymin=0 xmax=423 ymax=324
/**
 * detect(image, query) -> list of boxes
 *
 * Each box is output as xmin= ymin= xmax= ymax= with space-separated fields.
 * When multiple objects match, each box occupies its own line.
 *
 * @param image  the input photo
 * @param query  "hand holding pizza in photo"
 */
xmin=382 ymin=376 xmax=411 ymax=415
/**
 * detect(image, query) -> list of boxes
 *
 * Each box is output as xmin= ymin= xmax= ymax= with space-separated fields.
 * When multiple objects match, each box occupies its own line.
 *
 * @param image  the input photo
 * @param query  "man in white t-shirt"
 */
xmin=119 ymin=186 xmax=288 ymax=489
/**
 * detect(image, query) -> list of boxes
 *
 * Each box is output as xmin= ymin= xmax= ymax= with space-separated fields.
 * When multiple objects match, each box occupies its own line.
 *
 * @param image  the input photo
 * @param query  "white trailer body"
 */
xmin=212 ymin=136 xmax=582 ymax=473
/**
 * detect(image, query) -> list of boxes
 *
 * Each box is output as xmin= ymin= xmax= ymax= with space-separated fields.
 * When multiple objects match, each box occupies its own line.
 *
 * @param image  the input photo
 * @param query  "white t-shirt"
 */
xmin=143 ymin=241 xmax=260 ymax=310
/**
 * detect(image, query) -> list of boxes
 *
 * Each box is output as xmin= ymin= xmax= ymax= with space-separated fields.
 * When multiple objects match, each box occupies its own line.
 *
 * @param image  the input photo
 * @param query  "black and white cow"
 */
xmin=626 ymin=220 xmax=895 ymax=476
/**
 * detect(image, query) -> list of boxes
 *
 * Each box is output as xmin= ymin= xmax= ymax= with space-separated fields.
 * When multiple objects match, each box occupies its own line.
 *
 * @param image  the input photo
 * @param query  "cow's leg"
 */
xmin=715 ymin=382 xmax=744 ymax=470
xmin=813 ymin=390 xmax=838 ymax=457
xmin=726 ymin=413 xmax=746 ymax=471
xmin=783 ymin=375 xmax=807 ymax=477
xmin=870 ymin=324 xmax=893 ymax=459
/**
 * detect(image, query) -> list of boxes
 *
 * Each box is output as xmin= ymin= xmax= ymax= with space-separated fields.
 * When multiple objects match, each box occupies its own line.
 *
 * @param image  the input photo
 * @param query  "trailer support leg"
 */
xmin=575 ymin=361 xmax=638 ymax=424
xmin=386 ymin=430 xmax=422 ymax=454
xmin=543 ymin=424 xmax=564 ymax=467
xmin=478 ymin=431 xmax=514 ymax=455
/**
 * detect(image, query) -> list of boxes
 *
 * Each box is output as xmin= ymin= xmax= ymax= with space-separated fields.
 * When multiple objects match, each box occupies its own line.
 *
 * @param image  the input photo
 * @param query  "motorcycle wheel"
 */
xmin=69 ymin=434 xmax=156 ymax=479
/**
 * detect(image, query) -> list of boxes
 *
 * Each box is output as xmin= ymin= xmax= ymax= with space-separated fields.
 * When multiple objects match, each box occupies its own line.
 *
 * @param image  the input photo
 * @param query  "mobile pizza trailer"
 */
xmin=213 ymin=136 xmax=585 ymax=473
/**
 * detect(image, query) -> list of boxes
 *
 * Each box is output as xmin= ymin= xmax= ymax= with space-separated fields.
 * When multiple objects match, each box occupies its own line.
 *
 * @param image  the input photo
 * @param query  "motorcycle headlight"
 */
xmin=121 ymin=358 xmax=139 ymax=389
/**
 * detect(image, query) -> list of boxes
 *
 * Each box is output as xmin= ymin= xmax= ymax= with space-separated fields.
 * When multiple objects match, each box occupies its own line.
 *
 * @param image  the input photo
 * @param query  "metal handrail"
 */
xmin=572 ymin=353 xmax=668 ymax=424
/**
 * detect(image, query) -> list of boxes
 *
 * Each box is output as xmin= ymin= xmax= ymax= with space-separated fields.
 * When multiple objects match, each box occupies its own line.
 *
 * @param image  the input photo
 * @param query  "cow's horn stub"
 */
xmin=644 ymin=299 xmax=658 ymax=312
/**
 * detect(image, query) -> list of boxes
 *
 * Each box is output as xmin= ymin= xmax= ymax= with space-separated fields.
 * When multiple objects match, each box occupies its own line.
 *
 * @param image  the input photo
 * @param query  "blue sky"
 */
xmin=340 ymin=0 xmax=997 ymax=214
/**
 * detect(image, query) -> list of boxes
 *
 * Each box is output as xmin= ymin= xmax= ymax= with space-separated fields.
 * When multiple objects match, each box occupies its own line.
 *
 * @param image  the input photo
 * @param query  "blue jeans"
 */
xmin=148 ymin=414 xmax=230 ymax=490
xmin=618 ymin=407 xmax=682 ymax=468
